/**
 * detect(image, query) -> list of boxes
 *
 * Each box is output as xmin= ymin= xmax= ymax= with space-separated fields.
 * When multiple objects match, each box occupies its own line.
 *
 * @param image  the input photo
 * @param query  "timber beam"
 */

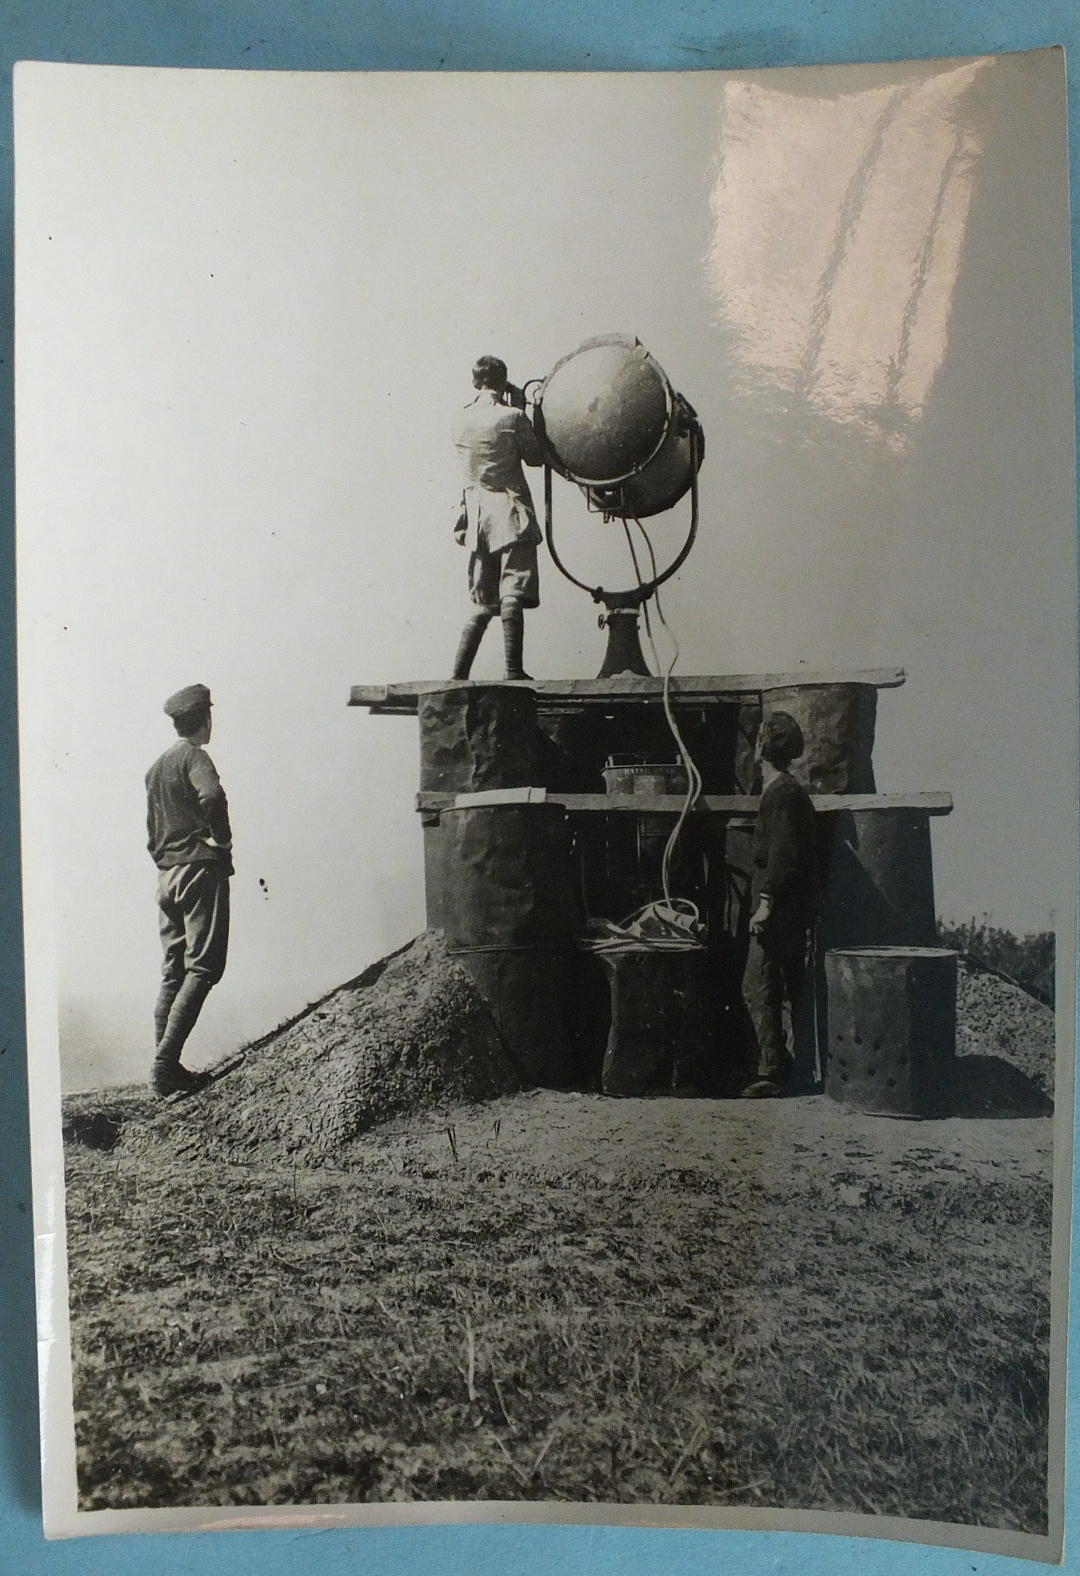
xmin=351 ymin=667 xmax=907 ymax=716
xmin=415 ymin=789 xmax=953 ymax=816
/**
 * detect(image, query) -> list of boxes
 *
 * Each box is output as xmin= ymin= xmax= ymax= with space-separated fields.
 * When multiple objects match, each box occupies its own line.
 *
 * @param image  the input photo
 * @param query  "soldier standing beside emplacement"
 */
xmin=450 ymin=355 xmax=545 ymax=682
xmin=145 ymin=684 xmax=233 ymax=1097
xmin=741 ymin=711 xmax=820 ymax=1098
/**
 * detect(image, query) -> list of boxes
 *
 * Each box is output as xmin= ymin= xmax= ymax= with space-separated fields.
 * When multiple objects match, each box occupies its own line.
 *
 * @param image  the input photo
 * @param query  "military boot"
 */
xmin=150 ymin=974 xmax=213 ymax=1097
xmin=153 ymin=978 xmax=181 ymax=1047
xmin=501 ymin=605 xmax=531 ymax=681
xmin=452 ymin=610 xmax=493 ymax=680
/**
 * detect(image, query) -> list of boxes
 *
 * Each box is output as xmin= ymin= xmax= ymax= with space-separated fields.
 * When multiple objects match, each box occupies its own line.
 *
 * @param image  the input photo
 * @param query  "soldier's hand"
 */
xmin=749 ymin=897 xmax=772 ymax=936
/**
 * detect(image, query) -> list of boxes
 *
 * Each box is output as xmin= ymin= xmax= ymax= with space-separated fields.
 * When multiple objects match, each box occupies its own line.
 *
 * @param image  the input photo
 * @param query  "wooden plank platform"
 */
xmin=416 ymin=790 xmax=953 ymax=816
xmin=351 ymin=667 xmax=906 ymax=715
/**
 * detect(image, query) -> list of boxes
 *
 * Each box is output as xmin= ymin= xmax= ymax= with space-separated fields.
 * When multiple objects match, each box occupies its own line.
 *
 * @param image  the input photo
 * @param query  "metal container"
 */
xmin=600 ymin=758 xmax=690 ymax=797
xmin=824 ymin=946 xmax=957 ymax=1116
xmin=456 ymin=948 xmax=571 ymax=1088
xmin=763 ymin=683 xmax=877 ymax=794
xmin=441 ymin=803 xmax=575 ymax=1085
xmin=418 ymin=684 xmax=538 ymax=794
xmin=440 ymin=803 xmax=573 ymax=948
xmin=596 ymin=944 xmax=708 ymax=1096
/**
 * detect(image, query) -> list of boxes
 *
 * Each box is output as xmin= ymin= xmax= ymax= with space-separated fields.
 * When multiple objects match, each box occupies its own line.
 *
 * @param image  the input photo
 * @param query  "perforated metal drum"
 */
xmin=825 ymin=946 xmax=958 ymax=1116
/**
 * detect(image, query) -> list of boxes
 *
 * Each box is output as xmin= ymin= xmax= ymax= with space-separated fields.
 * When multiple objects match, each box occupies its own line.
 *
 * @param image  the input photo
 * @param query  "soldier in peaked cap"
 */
xmin=740 ymin=710 xmax=821 ymax=1099
xmin=145 ymin=684 xmax=232 ymax=1097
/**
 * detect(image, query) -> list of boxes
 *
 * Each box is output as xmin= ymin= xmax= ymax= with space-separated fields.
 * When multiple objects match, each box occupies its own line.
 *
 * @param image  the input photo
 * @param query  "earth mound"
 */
xmin=153 ymin=930 xmax=520 ymax=1163
xmin=955 ymin=955 xmax=1055 ymax=1098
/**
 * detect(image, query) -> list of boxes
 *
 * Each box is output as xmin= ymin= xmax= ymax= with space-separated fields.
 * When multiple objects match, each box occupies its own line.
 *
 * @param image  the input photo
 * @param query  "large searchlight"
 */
xmin=529 ymin=334 xmax=704 ymax=678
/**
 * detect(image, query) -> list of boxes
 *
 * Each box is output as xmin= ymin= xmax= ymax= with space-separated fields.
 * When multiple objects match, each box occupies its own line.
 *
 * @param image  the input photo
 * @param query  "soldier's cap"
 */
xmin=759 ymin=709 xmax=804 ymax=763
xmin=163 ymin=684 xmax=212 ymax=719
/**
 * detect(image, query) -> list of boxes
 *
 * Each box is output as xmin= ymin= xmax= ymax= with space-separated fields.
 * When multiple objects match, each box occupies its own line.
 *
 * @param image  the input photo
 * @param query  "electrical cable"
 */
xmin=541 ymin=398 xmax=707 ymax=947
xmin=630 ymin=515 xmax=704 ymax=908
xmin=578 ymin=908 xmax=704 ymax=953
xmin=580 ymin=518 xmax=706 ymax=952
xmin=620 ymin=519 xmax=650 ymax=647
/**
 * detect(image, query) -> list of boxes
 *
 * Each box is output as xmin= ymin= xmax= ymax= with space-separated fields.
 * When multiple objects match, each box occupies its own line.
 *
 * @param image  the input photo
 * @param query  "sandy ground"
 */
xmin=61 ymin=927 xmax=1057 ymax=1526
xmin=333 ymin=1086 xmax=1052 ymax=1191
xmin=63 ymin=1080 xmax=1053 ymax=1523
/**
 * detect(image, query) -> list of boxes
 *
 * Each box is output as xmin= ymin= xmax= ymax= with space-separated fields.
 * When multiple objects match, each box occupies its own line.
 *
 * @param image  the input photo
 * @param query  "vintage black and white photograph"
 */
xmin=15 ymin=53 xmax=1075 ymax=1552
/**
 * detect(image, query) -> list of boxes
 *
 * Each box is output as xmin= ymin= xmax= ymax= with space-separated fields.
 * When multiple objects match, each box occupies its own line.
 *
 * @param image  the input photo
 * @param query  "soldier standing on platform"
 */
xmin=741 ymin=711 xmax=820 ymax=1098
xmin=145 ymin=684 xmax=233 ymax=1097
xmin=450 ymin=355 xmax=545 ymax=682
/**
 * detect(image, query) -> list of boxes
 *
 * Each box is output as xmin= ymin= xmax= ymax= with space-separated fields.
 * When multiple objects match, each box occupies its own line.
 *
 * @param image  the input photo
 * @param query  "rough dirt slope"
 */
xmin=955 ymin=955 xmax=1055 ymax=1097
xmin=59 ymin=943 xmax=1057 ymax=1526
xmin=149 ymin=931 xmax=520 ymax=1163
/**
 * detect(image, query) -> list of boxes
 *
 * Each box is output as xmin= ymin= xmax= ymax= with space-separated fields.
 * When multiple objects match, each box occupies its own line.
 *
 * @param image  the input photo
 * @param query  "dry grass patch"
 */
xmin=64 ymin=1097 xmax=1050 ymax=1529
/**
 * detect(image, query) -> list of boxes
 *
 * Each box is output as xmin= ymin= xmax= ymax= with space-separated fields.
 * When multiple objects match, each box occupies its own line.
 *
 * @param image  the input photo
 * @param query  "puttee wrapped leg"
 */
xmin=500 ymin=601 xmax=531 ymax=681
xmin=452 ymin=609 xmax=494 ymax=680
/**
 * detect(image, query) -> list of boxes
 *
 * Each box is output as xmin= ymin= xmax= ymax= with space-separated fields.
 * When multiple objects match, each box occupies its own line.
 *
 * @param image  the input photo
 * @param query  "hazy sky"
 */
xmin=14 ymin=53 xmax=1076 ymax=1089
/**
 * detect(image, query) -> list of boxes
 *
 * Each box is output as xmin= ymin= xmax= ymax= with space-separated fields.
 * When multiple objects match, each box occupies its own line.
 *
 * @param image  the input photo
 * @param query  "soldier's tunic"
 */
xmin=452 ymin=391 xmax=544 ymax=609
xmin=146 ymin=741 xmax=232 ymax=986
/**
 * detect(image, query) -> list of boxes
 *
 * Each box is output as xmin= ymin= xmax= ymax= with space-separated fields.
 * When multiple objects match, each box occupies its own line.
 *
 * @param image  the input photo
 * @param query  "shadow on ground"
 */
xmin=62 ymin=1090 xmax=158 ymax=1152
xmin=952 ymin=1055 xmax=1053 ymax=1119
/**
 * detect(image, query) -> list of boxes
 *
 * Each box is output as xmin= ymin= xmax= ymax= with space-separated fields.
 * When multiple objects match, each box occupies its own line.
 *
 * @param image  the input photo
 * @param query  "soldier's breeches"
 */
xmin=468 ymin=540 xmax=540 ymax=611
xmin=157 ymin=862 xmax=230 ymax=987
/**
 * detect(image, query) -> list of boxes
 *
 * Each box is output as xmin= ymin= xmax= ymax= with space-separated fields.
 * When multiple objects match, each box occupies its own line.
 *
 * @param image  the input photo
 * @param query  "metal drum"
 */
xmin=419 ymin=683 xmax=541 ymax=934
xmin=595 ymin=943 xmax=708 ymax=1096
xmin=535 ymin=334 xmax=672 ymax=486
xmin=824 ymin=946 xmax=957 ymax=1116
xmin=764 ymin=684 xmax=878 ymax=794
xmin=441 ymin=803 xmax=575 ymax=1085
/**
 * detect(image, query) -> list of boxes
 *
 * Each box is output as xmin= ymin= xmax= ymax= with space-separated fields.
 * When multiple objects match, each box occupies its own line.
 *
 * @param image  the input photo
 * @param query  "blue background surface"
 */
xmin=0 ymin=2 xmax=1076 ymax=1572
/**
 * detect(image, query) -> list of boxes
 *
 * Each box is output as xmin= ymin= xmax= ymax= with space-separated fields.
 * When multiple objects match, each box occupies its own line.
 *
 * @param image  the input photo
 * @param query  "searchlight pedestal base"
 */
xmin=597 ymin=592 xmax=651 ymax=678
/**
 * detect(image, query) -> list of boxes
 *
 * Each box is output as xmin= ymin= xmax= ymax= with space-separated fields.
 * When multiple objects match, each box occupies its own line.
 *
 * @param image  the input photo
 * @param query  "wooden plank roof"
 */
xmin=351 ymin=668 xmax=907 ymax=715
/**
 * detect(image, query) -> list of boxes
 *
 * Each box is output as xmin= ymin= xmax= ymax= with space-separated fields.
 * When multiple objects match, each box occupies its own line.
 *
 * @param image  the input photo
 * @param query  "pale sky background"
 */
xmin=13 ymin=53 xmax=1077 ymax=1090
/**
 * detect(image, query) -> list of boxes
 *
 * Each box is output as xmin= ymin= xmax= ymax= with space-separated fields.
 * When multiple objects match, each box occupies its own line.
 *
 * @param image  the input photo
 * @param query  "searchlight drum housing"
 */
xmin=532 ymin=335 xmax=704 ymax=677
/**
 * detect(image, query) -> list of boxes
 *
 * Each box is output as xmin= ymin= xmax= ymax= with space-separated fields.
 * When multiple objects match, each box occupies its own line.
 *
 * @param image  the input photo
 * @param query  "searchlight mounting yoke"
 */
xmin=541 ymin=443 xmax=701 ymax=679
